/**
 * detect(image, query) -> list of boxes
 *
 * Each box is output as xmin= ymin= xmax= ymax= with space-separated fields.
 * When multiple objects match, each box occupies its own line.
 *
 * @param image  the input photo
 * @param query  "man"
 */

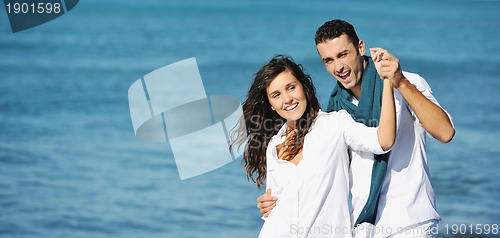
xmin=257 ymin=19 xmax=455 ymax=237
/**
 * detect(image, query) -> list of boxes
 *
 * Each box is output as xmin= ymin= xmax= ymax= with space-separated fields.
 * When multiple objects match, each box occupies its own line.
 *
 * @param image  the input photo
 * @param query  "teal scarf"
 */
xmin=327 ymin=56 xmax=389 ymax=227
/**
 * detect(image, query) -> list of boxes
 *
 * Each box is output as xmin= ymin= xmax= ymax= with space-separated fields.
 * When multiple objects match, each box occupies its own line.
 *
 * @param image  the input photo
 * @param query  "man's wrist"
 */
xmin=394 ymin=76 xmax=409 ymax=90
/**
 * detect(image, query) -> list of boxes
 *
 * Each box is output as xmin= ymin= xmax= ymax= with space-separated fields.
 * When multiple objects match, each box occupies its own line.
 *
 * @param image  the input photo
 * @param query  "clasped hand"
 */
xmin=370 ymin=48 xmax=404 ymax=88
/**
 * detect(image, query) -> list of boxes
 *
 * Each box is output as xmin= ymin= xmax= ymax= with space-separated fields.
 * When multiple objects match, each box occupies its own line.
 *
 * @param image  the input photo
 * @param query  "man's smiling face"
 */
xmin=316 ymin=34 xmax=366 ymax=95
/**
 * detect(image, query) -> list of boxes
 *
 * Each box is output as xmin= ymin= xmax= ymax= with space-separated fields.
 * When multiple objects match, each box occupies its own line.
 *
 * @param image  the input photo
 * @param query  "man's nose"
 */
xmin=335 ymin=63 xmax=344 ymax=74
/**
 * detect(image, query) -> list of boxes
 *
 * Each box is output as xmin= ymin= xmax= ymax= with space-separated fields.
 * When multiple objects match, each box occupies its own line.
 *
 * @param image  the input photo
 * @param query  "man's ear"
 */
xmin=271 ymin=107 xmax=275 ymax=111
xmin=358 ymin=40 xmax=366 ymax=55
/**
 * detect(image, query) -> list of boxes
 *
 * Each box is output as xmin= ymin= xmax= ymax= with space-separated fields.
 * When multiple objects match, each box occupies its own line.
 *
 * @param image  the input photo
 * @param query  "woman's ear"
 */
xmin=271 ymin=107 xmax=276 ymax=111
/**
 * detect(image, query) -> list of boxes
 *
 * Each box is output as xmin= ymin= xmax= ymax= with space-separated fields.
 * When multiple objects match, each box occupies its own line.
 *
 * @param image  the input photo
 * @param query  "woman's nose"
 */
xmin=282 ymin=92 xmax=293 ymax=103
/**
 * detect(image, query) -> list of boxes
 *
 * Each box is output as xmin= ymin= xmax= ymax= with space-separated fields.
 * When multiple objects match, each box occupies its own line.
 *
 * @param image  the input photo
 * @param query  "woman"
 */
xmin=233 ymin=55 xmax=395 ymax=238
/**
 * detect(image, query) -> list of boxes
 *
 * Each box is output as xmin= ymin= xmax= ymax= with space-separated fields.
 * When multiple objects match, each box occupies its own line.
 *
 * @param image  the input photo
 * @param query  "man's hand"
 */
xmin=257 ymin=188 xmax=278 ymax=218
xmin=370 ymin=48 xmax=404 ymax=88
xmin=370 ymin=48 xmax=455 ymax=143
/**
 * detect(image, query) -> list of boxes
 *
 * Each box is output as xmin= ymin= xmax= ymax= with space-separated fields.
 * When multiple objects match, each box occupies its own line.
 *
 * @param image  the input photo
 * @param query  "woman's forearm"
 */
xmin=377 ymin=79 xmax=396 ymax=151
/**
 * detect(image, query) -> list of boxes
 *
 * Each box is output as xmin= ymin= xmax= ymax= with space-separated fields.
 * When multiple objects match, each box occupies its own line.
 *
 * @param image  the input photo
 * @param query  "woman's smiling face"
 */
xmin=266 ymin=70 xmax=307 ymax=125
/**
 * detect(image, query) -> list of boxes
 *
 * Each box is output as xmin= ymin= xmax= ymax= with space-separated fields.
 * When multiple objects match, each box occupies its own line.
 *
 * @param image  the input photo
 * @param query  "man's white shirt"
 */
xmin=350 ymin=71 xmax=454 ymax=237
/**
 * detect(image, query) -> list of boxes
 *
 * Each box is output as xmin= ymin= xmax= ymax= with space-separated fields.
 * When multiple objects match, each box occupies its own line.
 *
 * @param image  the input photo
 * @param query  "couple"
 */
xmin=234 ymin=19 xmax=455 ymax=238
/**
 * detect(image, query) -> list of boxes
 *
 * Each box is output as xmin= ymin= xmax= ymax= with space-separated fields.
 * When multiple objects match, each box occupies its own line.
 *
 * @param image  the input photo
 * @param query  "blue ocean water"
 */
xmin=0 ymin=0 xmax=499 ymax=237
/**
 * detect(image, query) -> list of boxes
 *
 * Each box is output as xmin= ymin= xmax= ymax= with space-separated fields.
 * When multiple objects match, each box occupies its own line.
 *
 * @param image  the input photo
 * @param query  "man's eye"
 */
xmin=339 ymin=54 xmax=347 ymax=58
xmin=324 ymin=59 xmax=332 ymax=64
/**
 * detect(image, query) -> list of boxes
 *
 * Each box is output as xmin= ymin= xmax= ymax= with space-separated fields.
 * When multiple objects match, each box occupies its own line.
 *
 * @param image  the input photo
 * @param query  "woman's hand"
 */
xmin=370 ymin=48 xmax=404 ymax=88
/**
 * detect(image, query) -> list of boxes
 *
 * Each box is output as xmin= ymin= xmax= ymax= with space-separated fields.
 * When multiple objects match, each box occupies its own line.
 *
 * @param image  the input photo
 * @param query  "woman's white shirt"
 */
xmin=259 ymin=110 xmax=389 ymax=238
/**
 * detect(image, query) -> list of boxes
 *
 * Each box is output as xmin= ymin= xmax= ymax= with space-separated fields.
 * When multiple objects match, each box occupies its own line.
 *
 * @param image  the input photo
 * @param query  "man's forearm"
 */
xmin=396 ymin=78 xmax=455 ymax=143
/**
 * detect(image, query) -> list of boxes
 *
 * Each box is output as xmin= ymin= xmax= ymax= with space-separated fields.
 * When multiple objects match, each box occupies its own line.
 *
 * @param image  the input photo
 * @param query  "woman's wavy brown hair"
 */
xmin=231 ymin=55 xmax=320 ymax=188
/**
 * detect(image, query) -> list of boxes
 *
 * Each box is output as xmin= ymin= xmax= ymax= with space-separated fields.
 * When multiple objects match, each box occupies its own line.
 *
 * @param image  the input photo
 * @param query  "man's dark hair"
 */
xmin=315 ymin=19 xmax=360 ymax=48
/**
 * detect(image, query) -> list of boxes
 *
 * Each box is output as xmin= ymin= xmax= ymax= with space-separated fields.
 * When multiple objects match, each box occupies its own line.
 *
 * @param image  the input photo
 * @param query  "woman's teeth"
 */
xmin=285 ymin=103 xmax=298 ymax=111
